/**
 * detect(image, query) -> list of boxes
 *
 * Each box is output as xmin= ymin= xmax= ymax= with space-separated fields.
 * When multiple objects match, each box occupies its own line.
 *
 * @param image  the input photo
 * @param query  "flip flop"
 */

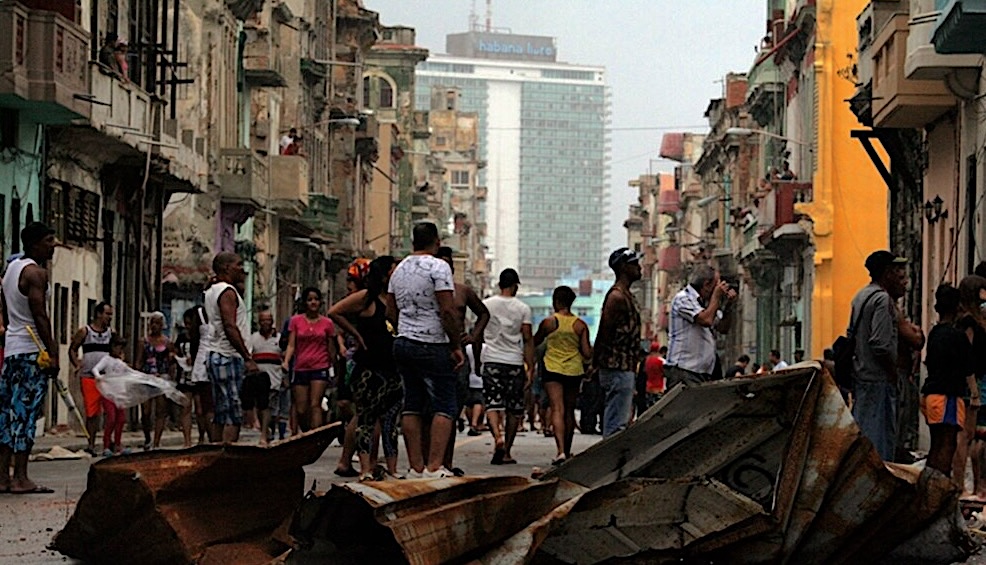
xmin=10 ymin=485 xmax=54 ymax=494
xmin=551 ymin=456 xmax=566 ymax=466
xmin=502 ymin=458 xmax=517 ymax=465
xmin=491 ymin=447 xmax=505 ymax=465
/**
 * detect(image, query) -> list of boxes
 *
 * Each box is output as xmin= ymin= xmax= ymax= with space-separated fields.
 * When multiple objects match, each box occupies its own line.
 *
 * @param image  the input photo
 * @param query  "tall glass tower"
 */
xmin=416 ymin=31 xmax=610 ymax=293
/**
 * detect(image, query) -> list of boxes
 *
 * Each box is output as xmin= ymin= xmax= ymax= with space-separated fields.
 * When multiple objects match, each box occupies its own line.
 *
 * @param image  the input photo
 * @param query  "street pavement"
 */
xmin=0 ymin=425 xmax=602 ymax=564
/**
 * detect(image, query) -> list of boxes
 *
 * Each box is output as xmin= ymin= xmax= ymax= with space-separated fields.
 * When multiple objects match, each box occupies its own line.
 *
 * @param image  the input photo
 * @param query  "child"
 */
xmin=921 ymin=284 xmax=977 ymax=477
xmin=93 ymin=336 xmax=187 ymax=455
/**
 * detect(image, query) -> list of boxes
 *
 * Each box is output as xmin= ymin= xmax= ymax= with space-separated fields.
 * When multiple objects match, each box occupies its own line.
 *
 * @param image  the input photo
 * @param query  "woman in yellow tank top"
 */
xmin=534 ymin=286 xmax=592 ymax=465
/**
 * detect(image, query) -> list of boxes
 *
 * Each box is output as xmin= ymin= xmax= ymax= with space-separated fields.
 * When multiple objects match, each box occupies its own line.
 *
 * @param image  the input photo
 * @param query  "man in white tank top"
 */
xmin=68 ymin=302 xmax=114 ymax=454
xmin=0 ymin=222 xmax=58 ymax=494
xmin=203 ymin=252 xmax=256 ymax=444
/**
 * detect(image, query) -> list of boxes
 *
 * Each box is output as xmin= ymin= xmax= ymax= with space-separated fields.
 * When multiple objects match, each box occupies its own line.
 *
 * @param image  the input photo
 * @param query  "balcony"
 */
xmin=241 ymin=25 xmax=286 ymax=87
xmin=88 ymin=62 xmax=154 ymax=145
xmin=933 ymin=0 xmax=986 ymax=54
xmin=0 ymin=2 xmax=90 ymax=122
xmin=269 ymin=155 xmax=309 ymax=215
xmin=754 ymin=181 xmax=811 ymax=247
xmin=218 ymin=148 xmax=268 ymax=208
xmin=746 ymin=56 xmax=784 ymax=126
xmin=871 ymin=14 xmax=956 ymax=128
xmin=657 ymin=189 xmax=680 ymax=216
xmin=657 ymin=245 xmax=682 ymax=273
xmin=906 ymin=0 xmax=982 ymax=78
xmin=301 ymin=193 xmax=340 ymax=240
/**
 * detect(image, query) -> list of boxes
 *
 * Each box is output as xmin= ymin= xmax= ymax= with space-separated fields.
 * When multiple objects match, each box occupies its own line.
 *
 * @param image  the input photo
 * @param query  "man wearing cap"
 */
xmin=849 ymin=250 xmax=909 ymax=461
xmin=592 ymin=248 xmax=644 ymax=437
xmin=0 ymin=222 xmax=58 ymax=493
xmin=478 ymin=268 xmax=534 ymax=464
xmin=665 ymin=265 xmax=737 ymax=388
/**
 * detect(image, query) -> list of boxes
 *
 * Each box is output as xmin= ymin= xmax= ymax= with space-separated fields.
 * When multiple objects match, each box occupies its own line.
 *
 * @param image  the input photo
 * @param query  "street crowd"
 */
xmin=1 ymin=220 xmax=983 ymax=497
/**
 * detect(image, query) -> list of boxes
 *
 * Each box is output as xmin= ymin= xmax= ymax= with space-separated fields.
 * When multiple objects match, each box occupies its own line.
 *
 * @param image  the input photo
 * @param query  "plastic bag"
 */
xmin=95 ymin=362 xmax=189 ymax=409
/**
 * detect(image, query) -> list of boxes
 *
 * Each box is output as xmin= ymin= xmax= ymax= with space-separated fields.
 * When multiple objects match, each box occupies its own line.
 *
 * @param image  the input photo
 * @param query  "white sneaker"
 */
xmin=405 ymin=468 xmax=424 ymax=479
xmin=422 ymin=467 xmax=454 ymax=479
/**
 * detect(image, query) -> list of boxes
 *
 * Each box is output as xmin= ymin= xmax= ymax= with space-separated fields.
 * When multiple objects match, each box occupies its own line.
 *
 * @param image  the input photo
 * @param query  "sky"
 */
xmin=364 ymin=0 xmax=766 ymax=262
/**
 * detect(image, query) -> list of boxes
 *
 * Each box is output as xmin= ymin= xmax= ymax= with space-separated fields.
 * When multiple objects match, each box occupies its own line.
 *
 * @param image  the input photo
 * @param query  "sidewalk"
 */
xmin=30 ymin=429 xmax=187 ymax=455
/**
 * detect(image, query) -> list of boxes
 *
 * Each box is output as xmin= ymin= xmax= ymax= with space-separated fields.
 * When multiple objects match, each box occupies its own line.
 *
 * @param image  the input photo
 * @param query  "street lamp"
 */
xmin=725 ymin=127 xmax=809 ymax=147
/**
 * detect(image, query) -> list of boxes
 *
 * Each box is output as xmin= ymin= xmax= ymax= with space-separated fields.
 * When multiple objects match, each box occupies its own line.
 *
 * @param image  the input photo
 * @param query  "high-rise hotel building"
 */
xmin=416 ymin=31 xmax=610 ymax=292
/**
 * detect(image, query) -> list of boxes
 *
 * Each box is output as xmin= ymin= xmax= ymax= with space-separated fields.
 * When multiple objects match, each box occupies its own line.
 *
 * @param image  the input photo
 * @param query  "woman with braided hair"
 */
xmin=329 ymin=256 xmax=402 ymax=480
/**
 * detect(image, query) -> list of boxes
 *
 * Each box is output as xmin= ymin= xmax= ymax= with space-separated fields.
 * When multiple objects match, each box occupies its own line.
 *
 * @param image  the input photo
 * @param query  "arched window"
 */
xmin=379 ymin=79 xmax=394 ymax=108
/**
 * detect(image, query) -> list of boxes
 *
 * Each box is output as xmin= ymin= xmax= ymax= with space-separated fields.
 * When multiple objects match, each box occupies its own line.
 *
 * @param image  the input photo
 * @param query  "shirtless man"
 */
xmin=435 ymin=246 xmax=490 ymax=474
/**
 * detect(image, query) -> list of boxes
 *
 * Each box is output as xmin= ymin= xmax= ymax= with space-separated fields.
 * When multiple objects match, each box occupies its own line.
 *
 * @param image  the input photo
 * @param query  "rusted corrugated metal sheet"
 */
xmin=287 ymin=476 xmax=587 ymax=565
xmin=53 ymin=425 xmax=338 ymax=565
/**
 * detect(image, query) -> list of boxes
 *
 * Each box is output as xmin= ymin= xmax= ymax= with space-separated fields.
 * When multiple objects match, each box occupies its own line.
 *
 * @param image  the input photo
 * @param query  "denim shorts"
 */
xmin=207 ymin=352 xmax=245 ymax=426
xmin=393 ymin=337 xmax=457 ymax=419
xmin=292 ymin=368 xmax=331 ymax=386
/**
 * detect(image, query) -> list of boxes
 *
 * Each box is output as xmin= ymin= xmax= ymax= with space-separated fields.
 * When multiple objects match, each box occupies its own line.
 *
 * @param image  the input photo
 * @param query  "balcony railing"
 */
xmin=657 ymin=190 xmax=681 ymax=215
xmin=657 ymin=245 xmax=681 ymax=273
xmin=301 ymin=193 xmax=340 ymax=239
xmin=871 ymin=14 xmax=956 ymax=128
xmin=771 ymin=181 xmax=812 ymax=226
xmin=89 ymin=62 xmax=154 ymax=145
xmin=218 ymin=148 xmax=268 ymax=207
xmin=242 ymin=24 xmax=286 ymax=87
xmin=933 ymin=0 xmax=986 ymax=54
xmin=0 ymin=2 xmax=89 ymax=122
xmin=269 ymin=155 xmax=309 ymax=214
xmin=906 ymin=0 xmax=981 ymax=78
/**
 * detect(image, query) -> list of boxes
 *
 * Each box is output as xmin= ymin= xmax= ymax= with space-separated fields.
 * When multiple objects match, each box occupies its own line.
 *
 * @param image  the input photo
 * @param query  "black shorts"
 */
xmin=241 ymin=371 xmax=271 ymax=411
xmin=542 ymin=370 xmax=583 ymax=385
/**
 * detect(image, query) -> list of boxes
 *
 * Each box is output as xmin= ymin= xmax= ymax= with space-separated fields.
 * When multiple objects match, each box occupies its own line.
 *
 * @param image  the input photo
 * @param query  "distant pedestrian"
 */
xmin=135 ymin=311 xmax=178 ymax=450
xmin=769 ymin=350 xmax=788 ymax=370
xmin=921 ymin=284 xmax=975 ymax=477
xmin=794 ymin=349 xmax=806 ymax=363
xmin=247 ymin=311 xmax=282 ymax=446
xmin=0 ymin=222 xmax=59 ymax=494
xmin=479 ymin=268 xmax=534 ymax=465
xmin=534 ymin=285 xmax=592 ymax=465
xmin=68 ymin=302 xmax=115 ymax=455
xmin=640 ymin=342 xmax=666 ymax=410
xmin=665 ymin=265 xmax=737 ymax=388
xmin=203 ymin=252 xmax=257 ymax=444
xmin=956 ymin=275 xmax=986 ymax=497
xmin=593 ymin=248 xmax=643 ymax=437
xmin=386 ymin=222 xmax=464 ymax=478
xmin=464 ymin=343 xmax=486 ymax=436
xmin=92 ymin=336 xmax=129 ymax=455
xmin=281 ymin=287 xmax=337 ymax=433
xmin=723 ymin=354 xmax=750 ymax=380
xmin=849 ymin=250 xmax=908 ymax=461
xmin=176 ymin=306 xmax=216 ymax=445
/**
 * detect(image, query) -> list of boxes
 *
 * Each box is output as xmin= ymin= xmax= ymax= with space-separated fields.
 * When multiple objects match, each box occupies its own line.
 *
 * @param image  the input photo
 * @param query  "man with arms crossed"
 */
xmin=386 ymin=223 xmax=464 ymax=478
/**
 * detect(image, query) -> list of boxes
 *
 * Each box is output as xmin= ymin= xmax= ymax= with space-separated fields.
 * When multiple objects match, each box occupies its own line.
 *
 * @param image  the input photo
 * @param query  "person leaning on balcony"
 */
xmin=98 ymin=33 xmax=119 ymax=74
xmin=114 ymin=39 xmax=130 ymax=84
xmin=665 ymin=265 xmax=737 ymax=389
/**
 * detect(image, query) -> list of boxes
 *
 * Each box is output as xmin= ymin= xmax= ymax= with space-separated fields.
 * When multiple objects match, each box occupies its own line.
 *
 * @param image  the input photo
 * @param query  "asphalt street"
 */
xmin=0 ymin=426 xmax=602 ymax=563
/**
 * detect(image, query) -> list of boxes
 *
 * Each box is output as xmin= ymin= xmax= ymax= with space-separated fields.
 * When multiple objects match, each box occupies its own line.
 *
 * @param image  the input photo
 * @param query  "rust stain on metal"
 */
xmin=53 ymin=424 xmax=339 ymax=565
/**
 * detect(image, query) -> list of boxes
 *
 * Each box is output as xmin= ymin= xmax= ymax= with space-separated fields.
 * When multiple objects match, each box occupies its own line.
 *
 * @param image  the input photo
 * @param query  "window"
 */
xmin=362 ymin=76 xmax=371 ymax=107
xmin=48 ymin=181 xmax=100 ymax=250
xmin=57 ymin=284 xmax=69 ymax=344
xmin=379 ymin=79 xmax=394 ymax=108
xmin=451 ymin=170 xmax=470 ymax=186
xmin=71 ymin=281 xmax=80 ymax=338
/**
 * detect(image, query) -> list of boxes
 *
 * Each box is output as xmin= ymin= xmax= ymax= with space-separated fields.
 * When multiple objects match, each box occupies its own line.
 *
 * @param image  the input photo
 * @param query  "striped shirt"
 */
xmin=666 ymin=285 xmax=722 ymax=375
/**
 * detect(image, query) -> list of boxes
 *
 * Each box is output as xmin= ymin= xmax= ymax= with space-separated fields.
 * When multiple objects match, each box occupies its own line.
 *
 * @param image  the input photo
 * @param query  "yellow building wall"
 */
xmin=367 ymin=124 xmax=396 ymax=256
xmin=805 ymin=0 xmax=889 ymax=355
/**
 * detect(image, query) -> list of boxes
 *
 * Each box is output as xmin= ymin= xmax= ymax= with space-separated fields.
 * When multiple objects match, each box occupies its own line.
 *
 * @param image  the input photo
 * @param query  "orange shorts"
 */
xmin=920 ymin=394 xmax=965 ymax=428
xmin=81 ymin=377 xmax=103 ymax=418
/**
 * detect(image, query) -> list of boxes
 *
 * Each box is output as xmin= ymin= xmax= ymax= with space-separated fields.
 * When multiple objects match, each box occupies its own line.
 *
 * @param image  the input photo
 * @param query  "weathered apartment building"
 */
xmin=851 ymin=0 xmax=985 ymax=331
xmin=0 ymin=0 xmax=439 ymax=431
xmin=629 ymin=0 xmax=890 ymax=367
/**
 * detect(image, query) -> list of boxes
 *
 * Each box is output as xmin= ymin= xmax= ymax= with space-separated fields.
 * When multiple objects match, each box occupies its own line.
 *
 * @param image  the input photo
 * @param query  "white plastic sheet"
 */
xmin=93 ymin=357 xmax=188 ymax=408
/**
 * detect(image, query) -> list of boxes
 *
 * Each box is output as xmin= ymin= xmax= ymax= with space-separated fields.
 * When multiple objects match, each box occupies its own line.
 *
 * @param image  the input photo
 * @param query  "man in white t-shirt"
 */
xmin=477 ymin=268 xmax=534 ymax=465
xmin=279 ymin=128 xmax=297 ymax=155
xmin=386 ymin=222 xmax=464 ymax=478
xmin=769 ymin=349 xmax=788 ymax=370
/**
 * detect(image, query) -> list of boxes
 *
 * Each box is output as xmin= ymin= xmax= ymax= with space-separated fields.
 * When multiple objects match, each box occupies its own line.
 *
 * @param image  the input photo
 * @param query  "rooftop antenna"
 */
xmin=486 ymin=0 xmax=492 ymax=32
xmin=469 ymin=0 xmax=478 ymax=31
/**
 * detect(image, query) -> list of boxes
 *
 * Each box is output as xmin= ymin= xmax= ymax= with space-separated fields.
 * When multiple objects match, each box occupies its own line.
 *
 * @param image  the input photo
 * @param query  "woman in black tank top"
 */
xmin=328 ymin=256 xmax=403 ymax=480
